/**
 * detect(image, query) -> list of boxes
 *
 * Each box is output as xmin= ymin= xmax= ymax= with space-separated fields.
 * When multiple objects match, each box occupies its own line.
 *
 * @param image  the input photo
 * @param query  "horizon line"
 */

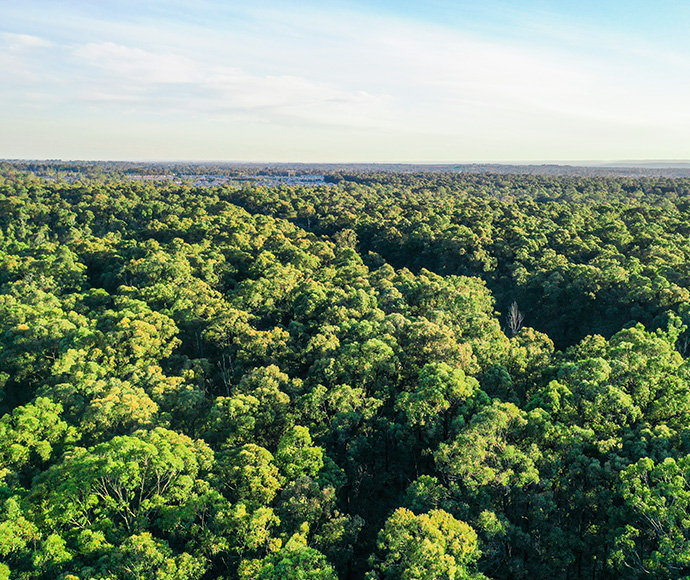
xmin=4 ymin=158 xmax=690 ymax=167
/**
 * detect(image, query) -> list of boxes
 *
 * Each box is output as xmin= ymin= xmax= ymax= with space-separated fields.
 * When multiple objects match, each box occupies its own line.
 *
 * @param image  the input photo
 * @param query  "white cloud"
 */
xmin=203 ymin=71 xmax=394 ymax=127
xmin=73 ymin=42 xmax=200 ymax=84
xmin=0 ymin=32 xmax=53 ymax=51
xmin=0 ymin=33 xmax=55 ymax=83
xmin=62 ymin=40 xmax=396 ymax=129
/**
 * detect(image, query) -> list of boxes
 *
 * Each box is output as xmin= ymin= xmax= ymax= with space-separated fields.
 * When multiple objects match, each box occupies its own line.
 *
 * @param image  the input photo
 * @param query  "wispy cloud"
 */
xmin=1 ymin=32 xmax=53 ymax=51
xmin=0 ymin=32 xmax=54 ymax=84
xmin=58 ymin=39 xmax=392 ymax=130
xmin=73 ymin=42 xmax=200 ymax=84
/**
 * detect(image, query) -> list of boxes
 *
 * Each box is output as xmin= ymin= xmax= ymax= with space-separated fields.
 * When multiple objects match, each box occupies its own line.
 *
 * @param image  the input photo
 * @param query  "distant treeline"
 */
xmin=4 ymin=159 xmax=690 ymax=183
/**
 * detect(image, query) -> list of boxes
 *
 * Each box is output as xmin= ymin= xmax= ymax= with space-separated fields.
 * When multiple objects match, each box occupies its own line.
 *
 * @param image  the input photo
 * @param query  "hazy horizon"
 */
xmin=3 ymin=1 xmax=690 ymax=163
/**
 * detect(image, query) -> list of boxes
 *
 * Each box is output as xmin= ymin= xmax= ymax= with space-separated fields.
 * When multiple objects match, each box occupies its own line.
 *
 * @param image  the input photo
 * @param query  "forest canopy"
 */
xmin=2 ymin=162 xmax=690 ymax=579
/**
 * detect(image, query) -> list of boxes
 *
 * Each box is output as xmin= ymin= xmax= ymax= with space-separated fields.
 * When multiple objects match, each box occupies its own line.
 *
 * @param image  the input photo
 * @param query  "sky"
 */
xmin=1 ymin=0 xmax=690 ymax=163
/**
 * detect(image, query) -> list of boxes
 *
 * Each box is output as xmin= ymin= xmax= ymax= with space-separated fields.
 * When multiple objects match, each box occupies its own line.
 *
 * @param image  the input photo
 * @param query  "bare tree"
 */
xmin=507 ymin=301 xmax=524 ymax=337
xmin=217 ymin=351 xmax=234 ymax=396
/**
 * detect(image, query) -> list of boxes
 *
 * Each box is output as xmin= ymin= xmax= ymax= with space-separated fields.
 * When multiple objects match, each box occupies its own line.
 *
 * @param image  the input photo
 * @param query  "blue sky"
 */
xmin=2 ymin=0 xmax=689 ymax=162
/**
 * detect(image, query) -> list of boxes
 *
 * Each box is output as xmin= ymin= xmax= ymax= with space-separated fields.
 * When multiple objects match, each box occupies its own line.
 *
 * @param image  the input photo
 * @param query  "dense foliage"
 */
xmin=2 ymin=165 xmax=690 ymax=579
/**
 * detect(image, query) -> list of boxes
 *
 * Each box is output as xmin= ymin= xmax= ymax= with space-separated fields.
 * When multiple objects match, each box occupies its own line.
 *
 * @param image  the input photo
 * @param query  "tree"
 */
xmin=506 ymin=302 xmax=523 ymax=337
xmin=435 ymin=401 xmax=540 ymax=494
xmin=0 ymin=397 xmax=77 ymax=482
xmin=371 ymin=508 xmax=484 ymax=580
xmin=105 ymin=532 xmax=206 ymax=580
xmin=275 ymin=426 xmax=324 ymax=481
xmin=30 ymin=428 xmax=214 ymax=540
xmin=239 ymin=528 xmax=337 ymax=580
xmin=218 ymin=444 xmax=282 ymax=507
xmin=613 ymin=455 xmax=690 ymax=579
xmin=397 ymin=362 xmax=478 ymax=442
